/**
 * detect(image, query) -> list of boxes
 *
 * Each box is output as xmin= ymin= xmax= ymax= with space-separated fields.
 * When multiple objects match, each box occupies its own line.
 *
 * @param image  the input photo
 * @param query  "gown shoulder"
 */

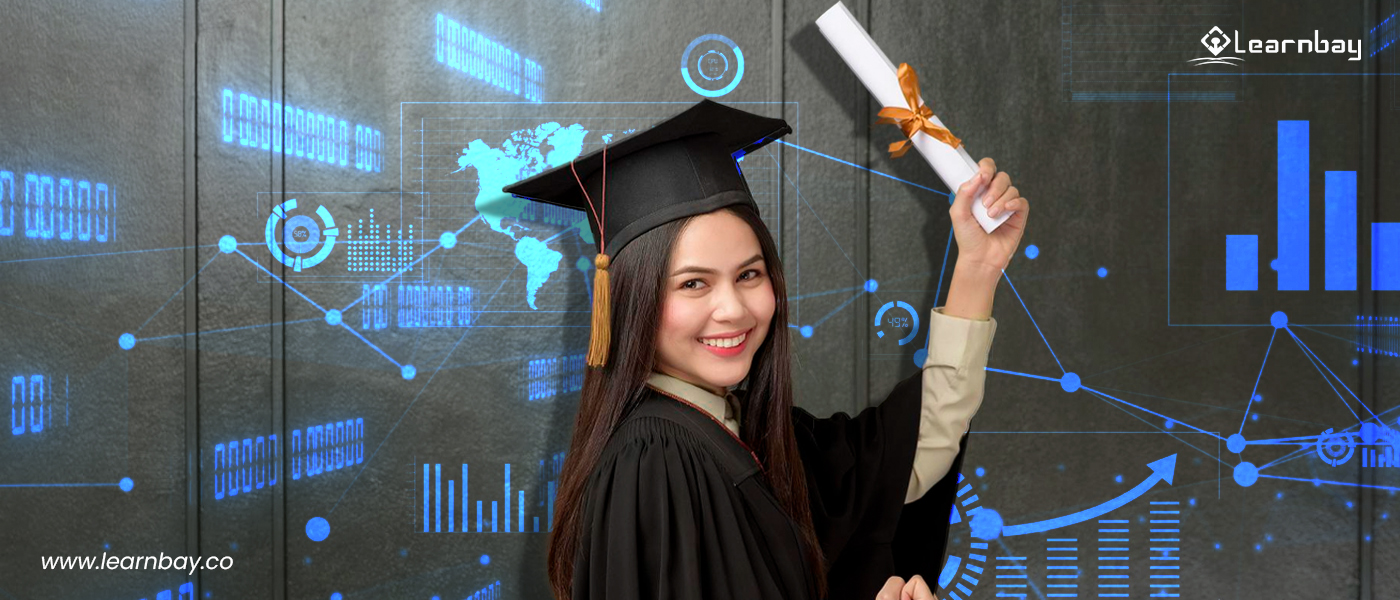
xmin=572 ymin=391 xmax=816 ymax=600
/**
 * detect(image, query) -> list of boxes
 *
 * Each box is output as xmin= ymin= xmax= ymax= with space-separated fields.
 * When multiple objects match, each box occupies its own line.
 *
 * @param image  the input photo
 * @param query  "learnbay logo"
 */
xmin=1191 ymin=26 xmax=1244 ymax=65
xmin=1190 ymin=25 xmax=1362 ymax=66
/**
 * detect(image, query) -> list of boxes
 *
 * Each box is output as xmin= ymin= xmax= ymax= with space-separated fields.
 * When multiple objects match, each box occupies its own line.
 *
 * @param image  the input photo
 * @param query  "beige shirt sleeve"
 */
xmin=905 ymin=307 xmax=997 ymax=504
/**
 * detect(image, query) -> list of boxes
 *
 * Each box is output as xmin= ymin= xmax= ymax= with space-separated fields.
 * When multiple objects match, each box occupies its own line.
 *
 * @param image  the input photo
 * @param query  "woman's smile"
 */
xmin=698 ymin=328 xmax=751 ymax=356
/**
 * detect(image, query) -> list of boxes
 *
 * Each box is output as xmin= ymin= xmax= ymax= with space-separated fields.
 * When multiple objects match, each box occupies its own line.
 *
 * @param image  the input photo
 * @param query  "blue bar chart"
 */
xmin=1224 ymin=120 xmax=1397 ymax=291
xmin=419 ymin=457 xmax=562 ymax=533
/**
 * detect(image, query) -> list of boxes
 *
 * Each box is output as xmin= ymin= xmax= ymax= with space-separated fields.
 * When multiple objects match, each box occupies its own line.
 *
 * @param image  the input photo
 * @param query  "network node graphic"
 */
xmin=937 ymin=472 xmax=990 ymax=600
xmin=265 ymin=198 xmax=339 ymax=272
xmin=306 ymin=516 xmax=330 ymax=542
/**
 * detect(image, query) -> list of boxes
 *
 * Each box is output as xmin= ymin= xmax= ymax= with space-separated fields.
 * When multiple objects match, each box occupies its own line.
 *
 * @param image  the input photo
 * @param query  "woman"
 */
xmin=504 ymin=100 xmax=1027 ymax=600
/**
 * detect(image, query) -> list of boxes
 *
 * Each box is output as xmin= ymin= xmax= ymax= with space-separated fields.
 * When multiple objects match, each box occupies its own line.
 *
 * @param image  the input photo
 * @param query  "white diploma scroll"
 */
xmin=815 ymin=1 xmax=1010 ymax=233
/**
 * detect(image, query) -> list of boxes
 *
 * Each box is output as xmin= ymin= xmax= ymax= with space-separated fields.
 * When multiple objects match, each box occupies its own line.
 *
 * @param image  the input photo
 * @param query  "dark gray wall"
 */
xmin=1 ymin=0 xmax=1396 ymax=599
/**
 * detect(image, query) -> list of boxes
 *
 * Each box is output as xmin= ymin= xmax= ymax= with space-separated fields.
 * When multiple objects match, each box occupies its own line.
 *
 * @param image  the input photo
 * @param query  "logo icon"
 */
xmin=1190 ymin=26 xmax=1245 ymax=66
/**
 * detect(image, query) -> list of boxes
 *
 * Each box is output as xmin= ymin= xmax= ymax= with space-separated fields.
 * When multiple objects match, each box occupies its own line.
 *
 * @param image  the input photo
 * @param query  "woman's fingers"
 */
xmin=981 ymin=171 xmax=1011 ymax=208
xmin=901 ymin=574 xmax=937 ymax=600
xmin=877 ymin=576 xmax=907 ymax=600
xmin=950 ymin=169 xmax=988 ymax=221
xmin=987 ymin=185 xmax=1020 ymax=218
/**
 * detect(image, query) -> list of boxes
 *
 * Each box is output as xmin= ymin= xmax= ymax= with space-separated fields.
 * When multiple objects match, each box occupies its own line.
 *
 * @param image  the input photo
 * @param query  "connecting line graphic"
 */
xmin=1000 ymin=271 xmax=1065 ymax=374
xmin=1237 ymin=329 xmax=1278 ymax=434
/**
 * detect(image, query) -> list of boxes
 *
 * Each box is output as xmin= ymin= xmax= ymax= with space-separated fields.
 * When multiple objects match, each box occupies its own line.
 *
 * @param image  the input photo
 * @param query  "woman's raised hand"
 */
xmin=876 ymin=574 xmax=938 ymax=600
xmin=949 ymin=157 xmax=1029 ymax=274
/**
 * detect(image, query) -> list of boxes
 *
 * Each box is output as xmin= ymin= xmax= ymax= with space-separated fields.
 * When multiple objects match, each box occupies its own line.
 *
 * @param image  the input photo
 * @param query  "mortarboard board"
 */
xmin=503 ymin=99 xmax=792 ymax=368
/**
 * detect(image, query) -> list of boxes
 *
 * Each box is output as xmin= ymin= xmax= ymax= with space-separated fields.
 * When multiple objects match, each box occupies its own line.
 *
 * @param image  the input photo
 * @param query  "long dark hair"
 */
xmin=547 ymin=202 xmax=825 ymax=599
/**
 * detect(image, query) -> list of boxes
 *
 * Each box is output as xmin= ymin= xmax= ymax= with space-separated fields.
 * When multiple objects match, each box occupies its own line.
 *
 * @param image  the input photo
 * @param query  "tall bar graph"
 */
xmin=1223 ymin=120 xmax=1394 ymax=293
xmin=1325 ymin=171 xmax=1358 ymax=290
xmin=418 ymin=457 xmax=563 ymax=533
xmin=1226 ymin=235 xmax=1258 ymax=291
xmin=1275 ymin=120 xmax=1309 ymax=290
xmin=1374 ymin=223 xmax=1400 ymax=290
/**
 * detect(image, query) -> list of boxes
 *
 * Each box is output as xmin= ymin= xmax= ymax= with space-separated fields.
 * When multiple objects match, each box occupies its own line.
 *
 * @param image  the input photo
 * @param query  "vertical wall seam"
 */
xmin=183 ymin=0 xmax=201 ymax=595
xmin=270 ymin=0 xmax=288 ymax=597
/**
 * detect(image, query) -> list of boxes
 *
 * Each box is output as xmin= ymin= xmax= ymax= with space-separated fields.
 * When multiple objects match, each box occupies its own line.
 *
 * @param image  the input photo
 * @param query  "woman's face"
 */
xmin=654 ymin=209 xmax=775 ymax=395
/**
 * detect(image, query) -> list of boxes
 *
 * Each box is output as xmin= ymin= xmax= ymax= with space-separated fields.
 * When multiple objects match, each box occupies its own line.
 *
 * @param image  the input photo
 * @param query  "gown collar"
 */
xmin=645 ymin=372 xmax=742 ymax=436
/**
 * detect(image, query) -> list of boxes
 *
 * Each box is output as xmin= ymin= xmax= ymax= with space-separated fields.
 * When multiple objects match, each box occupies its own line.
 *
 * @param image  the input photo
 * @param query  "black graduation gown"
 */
xmin=574 ymin=370 xmax=966 ymax=600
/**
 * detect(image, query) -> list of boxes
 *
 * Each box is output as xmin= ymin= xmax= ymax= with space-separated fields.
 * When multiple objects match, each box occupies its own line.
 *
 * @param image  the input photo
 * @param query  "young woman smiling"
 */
xmin=505 ymin=100 xmax=1028 ymax=600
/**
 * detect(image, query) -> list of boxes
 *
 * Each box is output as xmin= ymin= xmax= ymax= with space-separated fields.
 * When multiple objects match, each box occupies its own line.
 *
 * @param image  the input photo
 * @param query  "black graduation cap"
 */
xmin=503 ymin=99 xmax=792 ymax=368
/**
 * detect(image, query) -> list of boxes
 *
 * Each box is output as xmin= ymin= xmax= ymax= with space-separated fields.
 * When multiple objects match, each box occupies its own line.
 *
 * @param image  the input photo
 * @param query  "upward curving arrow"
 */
xmin=1002 ymin=454 xmax=1178 ymax=537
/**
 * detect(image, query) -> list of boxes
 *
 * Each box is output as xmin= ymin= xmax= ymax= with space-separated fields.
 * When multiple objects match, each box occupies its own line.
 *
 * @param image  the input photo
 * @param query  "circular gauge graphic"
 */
xmin=265 ymin=198 xmax=339 ymax=272
xmin=874 ymin=301 xmax=920 ymax=346
xmin=938 ymin=472 xmax=989 ymax=600
xmin=681 ymin=34 xmax=744 ymax=98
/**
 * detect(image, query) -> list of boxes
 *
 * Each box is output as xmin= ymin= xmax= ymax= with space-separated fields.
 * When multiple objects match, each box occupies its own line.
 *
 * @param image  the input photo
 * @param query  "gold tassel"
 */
xmin=586 ymin=253 xmax=612 ymax=368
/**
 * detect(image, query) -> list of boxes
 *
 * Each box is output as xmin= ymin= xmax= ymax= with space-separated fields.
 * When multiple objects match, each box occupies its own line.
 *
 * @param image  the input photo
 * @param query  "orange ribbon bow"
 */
xmin=876 ymin=63 xmax=962 ymax=158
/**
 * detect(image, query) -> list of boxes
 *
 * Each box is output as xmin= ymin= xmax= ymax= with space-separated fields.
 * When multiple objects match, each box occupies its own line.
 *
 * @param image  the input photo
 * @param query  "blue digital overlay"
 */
xmin=212 ymin=418 xmax=364 ymax=500
xmin=1225 ymin=235 xmax=1258 ymax=291
xmin=266 ymin=198 xmax=339 ymax=272
xmin=1371 ymin=13 xmax=1396 ymax=56
xmin=937 ymin=472 xmax=988 ymax=600
xmin=1324 ymin=171 xmax=1357 ymax=290
xmin=396 ymin=284 xmax=475 ymax=328
xmin=515 ymin=200 xmax=583 ymax=227
xmin=1276 ymin=120 xmax=1309 ymax=290
xmin=1355 ymin=315 xmax=1400 ymax=357
xmin=681 ymin=34 xmax=744 ymax=98
xmin=10 ymin=374 xmax=68 ymax=436
xmin=435 ymin=14 xmax=544 ymax=102
xmin=220 ymin=89 xmax=382 ymax=172
xmin=345 ymin=208 xmax=414 ymax=273
xmin=522 ymin=353 xmax=585 ymax=401
xmin=130 ymin=583 xmax=193 ymax=600
xmin=420 ymin=455 xmax=564 ymax=533
xmin=462 ymin=581 xmax=502 ymax=600
xmin=0 ymin=169 xmax=114 ymax=242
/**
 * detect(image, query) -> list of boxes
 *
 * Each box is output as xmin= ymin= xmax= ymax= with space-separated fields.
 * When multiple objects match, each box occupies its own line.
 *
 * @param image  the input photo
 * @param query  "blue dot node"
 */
xmin=1269 ymin=259 xmax=1279 ymax=271
xmin=975 ymin=466 xmax=985 ymax=477
xmin=1270 ymin=311 xmax=1287 ymax=329
xmin=331 ymin=594 xmax=343 ymax=600
xmin=1227 ymin=434 xmax=1247 ymax=454
xmin=1233 ymin=461 xmax=1258 ymax=487
xmin=576 ymin=257 xmax=592 ymax=272
xmin=218 ymin=235 xmax=237 ymax=254
xmin=439 ymin=231 xmax=457 ymax=249
xmin=864 ymin=279 xmax=879 ymax=293
xmin=119 ymin=333 xmax=136 ymax=351
xmin=480 ymin=554 xmax=491 ymax=565
xmin=799 ymin=325 xmax=813 ymax=338
xmin=325 ymin=310 xmax=342 ymax=326
xmin=1025 ymin=245 xmax=1039 ymax=259
xmin=1059 ymin=372 xmax=1080 ymax=393
xmin=1097 ymin=267 xmax=1108 ymax=278
xmin=1114 ymin=474 xmax=1123 ymax=483
xmin=306 ymin=517 xmax=330 ymax=542
xmin=402 ymin=365 xmax=417 ymax=380
xmin=912 ymin=348 xmax=928 ymax=367
xmin=119 ymin=477 xmax=134 ymax=492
